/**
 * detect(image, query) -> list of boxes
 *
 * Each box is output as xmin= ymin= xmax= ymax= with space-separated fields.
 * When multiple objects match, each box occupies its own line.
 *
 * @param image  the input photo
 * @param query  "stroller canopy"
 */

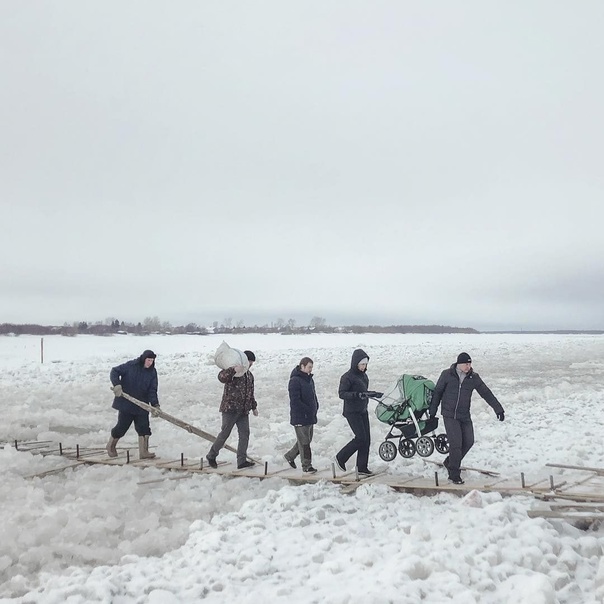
xmin=376 ymin=374 xmax=435 ymax=425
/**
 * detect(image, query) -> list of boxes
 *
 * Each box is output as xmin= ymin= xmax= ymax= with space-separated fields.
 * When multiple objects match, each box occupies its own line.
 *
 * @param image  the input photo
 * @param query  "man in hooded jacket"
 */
xmin=429 ymin=352 xmax=504 ymax=484
xmin=335 ymin=348 xmax=375 ymax=475
xmin=107 ymin=349 xmax=160 ymax=460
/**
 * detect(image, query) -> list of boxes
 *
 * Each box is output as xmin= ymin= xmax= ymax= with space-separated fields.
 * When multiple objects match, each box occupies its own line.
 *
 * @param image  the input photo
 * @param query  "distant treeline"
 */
xmin=0 ymin=319 xmax=479 ymax=336
xmin=485 ymin=330 xmax=604 ymax=335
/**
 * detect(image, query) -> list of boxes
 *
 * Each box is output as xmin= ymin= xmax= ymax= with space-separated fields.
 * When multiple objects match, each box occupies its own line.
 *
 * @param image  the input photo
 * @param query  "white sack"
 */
xmin=213 ymin=341 xmax=248 ymax=376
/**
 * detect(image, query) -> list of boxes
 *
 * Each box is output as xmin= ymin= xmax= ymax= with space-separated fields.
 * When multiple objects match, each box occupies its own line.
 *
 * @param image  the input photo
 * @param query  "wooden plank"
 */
xmin=138 ymin=474 xmax=192 ymax=486
xmin=557 ymin=474 xmax=598 ymax=492
xmin=526 ymin=477 xmax=549 ymax=489
xmin=340 ymin=470 xmax=388 ymax=484
xmin=16 ymin=443 xmax=58 ymax=453
xmin=24 ymin=462 xmax=83 ymax=479
xmin=423 ymin=459 xmax=500 ymax=477
xmin=535 ymin=491 xmax=604 ymax=503
xmin=483 ymin=477 xmax=515 ymax=489
xmin=548 ymin=502 xmax=604 ymax=510
xmin=545 ymin=463 xmax=604 ymax=475
xmin=527 ymin=510 xmax=604 ymax=520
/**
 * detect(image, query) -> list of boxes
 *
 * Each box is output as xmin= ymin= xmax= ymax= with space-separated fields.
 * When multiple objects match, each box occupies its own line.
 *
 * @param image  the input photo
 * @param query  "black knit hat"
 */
xmin=456 ymin=352 xmax=472 ymax=364
xmin=142 ymin=350 xmax=157 ymax=360
xmin=244 ymin=350 xmax=256 ymax=362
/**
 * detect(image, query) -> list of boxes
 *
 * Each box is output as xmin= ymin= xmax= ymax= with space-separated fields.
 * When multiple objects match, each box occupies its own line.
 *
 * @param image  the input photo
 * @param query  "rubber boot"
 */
xmin=138 ymin=435 xmax=156 ymax=459
xmin=106 ymin=436 xmax=119 ymax=458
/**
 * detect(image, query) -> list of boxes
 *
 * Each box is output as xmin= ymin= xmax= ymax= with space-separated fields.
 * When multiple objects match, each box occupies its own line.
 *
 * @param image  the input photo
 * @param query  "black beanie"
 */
xmin=456 ymin=352 xmax=472 ymax=364
xmin=244 ymin=350 xmax=256 ymax=362
xmin=142 ymin=350 xmax=157 ymax=360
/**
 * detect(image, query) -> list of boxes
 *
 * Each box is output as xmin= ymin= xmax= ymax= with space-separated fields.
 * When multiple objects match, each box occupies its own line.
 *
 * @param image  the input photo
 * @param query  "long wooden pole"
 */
xmin=120 ymin=391 xmax=261 ymax=464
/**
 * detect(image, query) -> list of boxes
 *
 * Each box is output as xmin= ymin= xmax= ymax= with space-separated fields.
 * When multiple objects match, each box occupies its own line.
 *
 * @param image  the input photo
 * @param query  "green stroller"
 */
xmin=374 ymin=374 xmax=449 ymax=461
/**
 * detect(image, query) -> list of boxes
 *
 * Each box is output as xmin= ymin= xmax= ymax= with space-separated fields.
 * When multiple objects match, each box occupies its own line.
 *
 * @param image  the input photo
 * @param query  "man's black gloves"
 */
xmin=497 ymin=411 xmax=505 ymax=422
xmin=357 ymin=392 xmax=369 ymax=399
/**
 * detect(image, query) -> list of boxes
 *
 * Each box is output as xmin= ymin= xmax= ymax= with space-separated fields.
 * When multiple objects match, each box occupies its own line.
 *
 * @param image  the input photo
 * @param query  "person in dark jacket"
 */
xmin=284 ymin=357 xmax=319 ymax=473
xmin=428 ymin=352 xmax=505 ymax=484
xmin=206 ymin=350 xmax=258 ymax=470
xmin=107 ymin=349 xmax=160 ymax=460
xmin=335 ymin=348 xmax=374 ymax=476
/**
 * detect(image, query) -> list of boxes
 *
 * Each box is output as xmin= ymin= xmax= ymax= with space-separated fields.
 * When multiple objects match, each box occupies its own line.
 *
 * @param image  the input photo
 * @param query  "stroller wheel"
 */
xmin=434 ymin=433 xmax=449 ymax=454
xmin=398 ymin=438 xmax=416 ymax=458
xmin=378 ymin=441 xmax=397 ymax=462
xmin=416 ymin=436 xmax=434 ymax=457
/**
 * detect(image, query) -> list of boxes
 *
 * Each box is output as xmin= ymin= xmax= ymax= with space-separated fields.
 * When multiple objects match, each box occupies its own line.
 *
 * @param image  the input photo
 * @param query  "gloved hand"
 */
xmin=367 ymin=391 xmax=384 ymax=399
xmin=357 ymin=392 xmax=369 ymax=399
xmin=497 ymin=411 xmax=505 ymax=422
xmin=150 ymin=405 xmax=161 ymax=416
xmin=112 ymin=384 xmax=123 ymax=397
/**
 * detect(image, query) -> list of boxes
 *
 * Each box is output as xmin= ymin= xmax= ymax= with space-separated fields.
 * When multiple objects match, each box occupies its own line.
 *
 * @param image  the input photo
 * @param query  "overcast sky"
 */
xmin=1 ymin=1 xmax=603 ymax=331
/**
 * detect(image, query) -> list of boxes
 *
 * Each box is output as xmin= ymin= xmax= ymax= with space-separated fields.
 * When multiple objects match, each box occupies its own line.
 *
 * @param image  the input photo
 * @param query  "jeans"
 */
xmin=207 ymin=411 xmax=250 ymax=466
xmin=285 ymin=425 xmax=314 ymax=470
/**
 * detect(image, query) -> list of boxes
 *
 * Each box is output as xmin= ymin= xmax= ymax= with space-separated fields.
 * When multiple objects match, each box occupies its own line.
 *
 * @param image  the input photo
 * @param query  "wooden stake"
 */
xmin=521 ymin=472 xmax=525 ymax=488
xmin=264 ymin=461 xmax=268 ymax=476
xmin=434 ymin=472 xmax=439 ymax=487
xmin=331 ymin=462 xmax=336 ymax=479
xmin=180 ymin=453 xmax=184 ymax=467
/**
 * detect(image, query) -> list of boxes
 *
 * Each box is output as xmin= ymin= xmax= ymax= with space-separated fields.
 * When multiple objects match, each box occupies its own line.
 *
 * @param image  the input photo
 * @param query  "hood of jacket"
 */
xmin=138 ymin=349 xmax=157 ymax=367
xmin=350 ymin=348 xmax=369 ymax=371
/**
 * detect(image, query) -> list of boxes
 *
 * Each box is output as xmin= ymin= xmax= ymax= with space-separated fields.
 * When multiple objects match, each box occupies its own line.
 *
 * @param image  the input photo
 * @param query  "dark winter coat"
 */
xmin=110 ymin=352 xmax=159 ymax=416
xmin=428 ymin=364 xmax=503 ymax=420
xmin=288 ymin=366 xmax=319 ymax=426
xmin=218 ymin=367 xmax=257 ymax=414
xmin=338 ymin=349 xmax=370 ymax=416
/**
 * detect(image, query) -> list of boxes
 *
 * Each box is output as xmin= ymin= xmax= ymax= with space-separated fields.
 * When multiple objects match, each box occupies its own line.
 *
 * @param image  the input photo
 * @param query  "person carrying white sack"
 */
xmin=206 ymin=349 xmax=258 ymax=469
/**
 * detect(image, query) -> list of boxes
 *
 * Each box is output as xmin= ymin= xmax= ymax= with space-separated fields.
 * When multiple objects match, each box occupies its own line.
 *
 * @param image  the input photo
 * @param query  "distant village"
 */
xmin=0 ymin=316 xmax=479 ymax=336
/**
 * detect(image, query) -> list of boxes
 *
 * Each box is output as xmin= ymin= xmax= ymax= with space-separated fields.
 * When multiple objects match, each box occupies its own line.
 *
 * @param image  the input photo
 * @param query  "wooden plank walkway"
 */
xmin=5 ymin=441 xmax=604 ymax=518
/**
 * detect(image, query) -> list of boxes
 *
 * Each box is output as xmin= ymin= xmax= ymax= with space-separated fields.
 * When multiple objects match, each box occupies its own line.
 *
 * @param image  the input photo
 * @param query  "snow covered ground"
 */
xmin=1 ymin=332 xmax=603 ymax=603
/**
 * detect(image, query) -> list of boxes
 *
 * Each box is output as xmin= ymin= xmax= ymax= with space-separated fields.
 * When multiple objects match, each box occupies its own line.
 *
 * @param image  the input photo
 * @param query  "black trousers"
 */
xmin=337 ymin=411 xmax=371 ymax=472
xmin=443 ymin=416 xmax=474 ymax=479
xmin=111 ymin=411 xmax=151 ymax=438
